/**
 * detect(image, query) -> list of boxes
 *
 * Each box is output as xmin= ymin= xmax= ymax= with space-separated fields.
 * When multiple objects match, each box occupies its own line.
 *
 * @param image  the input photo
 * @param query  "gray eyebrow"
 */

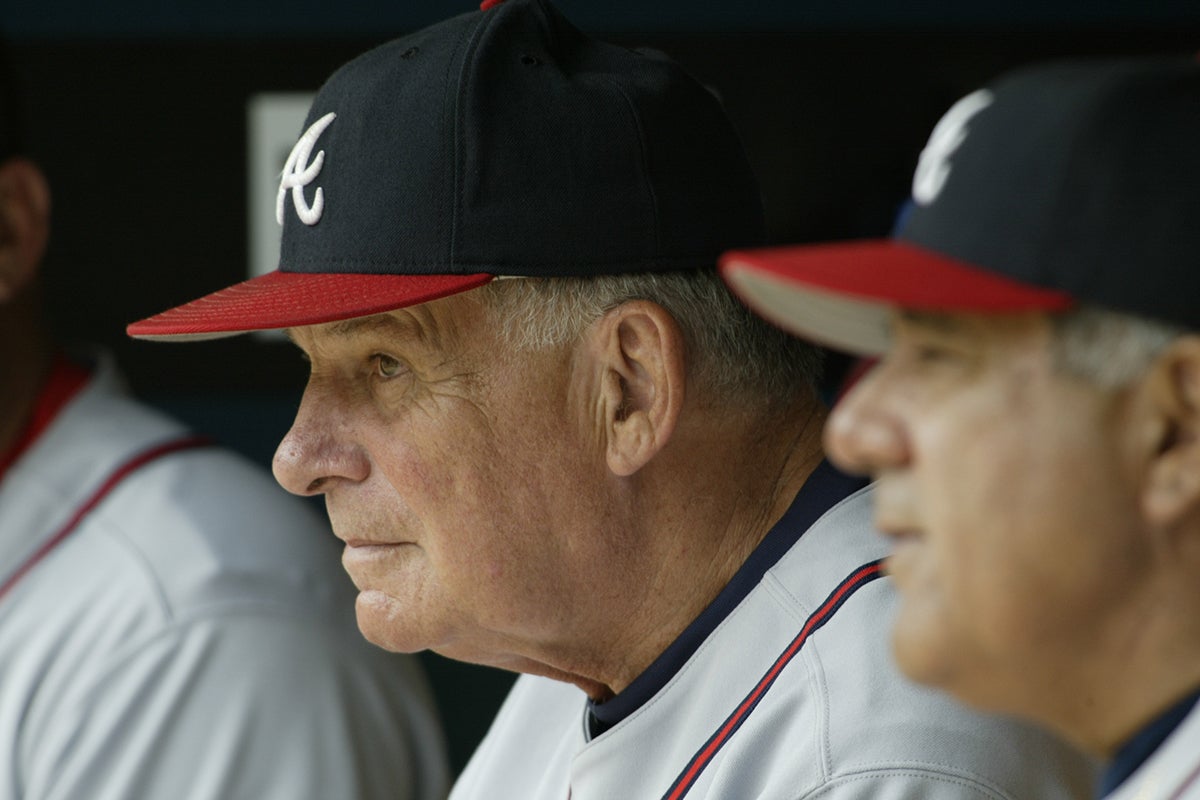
xmin=894 ymin=310 xmax=977 ymax=339
xmin=283 ymin=306 xmax=454 ymax=355
xmin=280 ymin=314 xmax=425 ymax=345
xmin=327 ymin=314 xmax=416 ymax=338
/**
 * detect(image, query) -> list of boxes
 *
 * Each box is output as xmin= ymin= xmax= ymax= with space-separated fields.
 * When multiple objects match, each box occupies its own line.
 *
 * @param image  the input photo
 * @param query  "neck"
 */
xmin=1076 ymin=601 xmax=1200 ymax=757
xmin=566 ymin=394 xmax=829 ymax=698
xmin=988 ymin=559 xmax=1200 ymax=758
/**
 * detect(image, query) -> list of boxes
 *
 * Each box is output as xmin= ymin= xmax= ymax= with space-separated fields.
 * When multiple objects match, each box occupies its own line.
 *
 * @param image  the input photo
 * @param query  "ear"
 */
xmin=591 ymin=300 xmax=686 ymax=477
xmin=0 ymin=158 xmax=51 ymax=303
xmin=1141 ymin=336 xmax=1200 ymax=528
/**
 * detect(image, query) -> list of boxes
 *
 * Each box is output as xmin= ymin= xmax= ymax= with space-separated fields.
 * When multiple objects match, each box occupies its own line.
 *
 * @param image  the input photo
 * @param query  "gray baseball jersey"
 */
xmin=451 ymin=466 xmax=1096 ymax=799
xmin=0 ymin=355 xmax=449 ymax=800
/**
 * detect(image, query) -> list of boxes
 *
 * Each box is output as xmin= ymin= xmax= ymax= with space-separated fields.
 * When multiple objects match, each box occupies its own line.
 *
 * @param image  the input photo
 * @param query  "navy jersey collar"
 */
xmin=1099 ymin=688 xmax=1200 ymax=798
xmin=586 ymin=460 xmax=868 ymax=738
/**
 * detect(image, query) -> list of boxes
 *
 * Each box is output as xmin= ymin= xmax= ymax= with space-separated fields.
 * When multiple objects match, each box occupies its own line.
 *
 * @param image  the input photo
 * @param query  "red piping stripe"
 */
xmin=663 ymin=559 xmax=886 ymax=800
xmin=0 ymin=435 xmax=213 ymax=602
xmin=1169 ymin=760 xmax=1200 ymax=800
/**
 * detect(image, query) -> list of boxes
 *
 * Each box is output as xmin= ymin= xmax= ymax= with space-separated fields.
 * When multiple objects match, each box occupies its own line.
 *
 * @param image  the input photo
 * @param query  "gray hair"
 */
xmin=474 ymin=270 xmax=824 ymax=408
xmin=1051 ymin=305 xmax=1186 ymax=388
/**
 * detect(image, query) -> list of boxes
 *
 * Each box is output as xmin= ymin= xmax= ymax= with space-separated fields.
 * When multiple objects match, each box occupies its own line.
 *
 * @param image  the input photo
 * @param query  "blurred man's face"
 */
xmin=823 ymin=311 xmax=1152 ymax=721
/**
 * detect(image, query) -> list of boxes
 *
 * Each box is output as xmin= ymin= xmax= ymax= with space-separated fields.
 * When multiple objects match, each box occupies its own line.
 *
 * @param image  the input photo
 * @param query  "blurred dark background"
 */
xmin=4 ymin=0 xmax=1198 ymax=775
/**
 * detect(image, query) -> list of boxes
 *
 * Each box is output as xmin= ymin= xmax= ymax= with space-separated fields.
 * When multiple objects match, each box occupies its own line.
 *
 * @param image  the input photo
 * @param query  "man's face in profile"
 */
xmin=823 ymin=310 xmax=1150 ymax=724
xmin=270 ymin=292 xmax=617 ymax=669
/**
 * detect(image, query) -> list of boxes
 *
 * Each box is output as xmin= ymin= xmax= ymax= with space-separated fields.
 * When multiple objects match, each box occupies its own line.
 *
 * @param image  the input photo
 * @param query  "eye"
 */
xmin=890 ymin=314 xmax=975 ymax=369
xmin=372 ymin=353 xmax=408 ymax=379
xmin=889 ymin=334 xmax=959 ymax=370
xmin=896 ymin=337 xmax=978 ymax=374
xmin=912 ymin=343 xmax=955 ymax=364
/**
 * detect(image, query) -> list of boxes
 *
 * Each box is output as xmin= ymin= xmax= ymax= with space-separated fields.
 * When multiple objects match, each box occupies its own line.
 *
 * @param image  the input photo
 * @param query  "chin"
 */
xmin=890 ymin=613 xmax=957 ymax=687
xmin=353 ymin=589 xmax=425 ymax=653
xmin=891 ymin=624 xmax=1013 ymax=716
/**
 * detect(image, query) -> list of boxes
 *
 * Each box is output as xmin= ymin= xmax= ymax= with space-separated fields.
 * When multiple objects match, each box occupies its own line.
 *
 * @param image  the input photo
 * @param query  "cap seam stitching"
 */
xmin=451 ymin=9 xmax=497 ymax=269
xmin=598 ymin=72 xmax=660 ymax=258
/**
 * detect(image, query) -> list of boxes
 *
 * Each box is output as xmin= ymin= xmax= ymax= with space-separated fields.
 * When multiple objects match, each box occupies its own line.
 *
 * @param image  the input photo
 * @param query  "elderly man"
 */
xmin=129 ymin=0 xmax=1093 ymax=797
xmin=722 ymin=55 xmax=1200 ymax=799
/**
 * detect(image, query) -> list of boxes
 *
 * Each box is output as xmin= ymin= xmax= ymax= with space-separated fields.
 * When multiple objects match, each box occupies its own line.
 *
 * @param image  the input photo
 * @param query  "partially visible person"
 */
xmin=128 ymin=1 xmax=1095 ymax=797
xmin=721 ymin=54 xmax=1200 ymax=799
xmin=0 ymin=48 xmax=448 ymax=800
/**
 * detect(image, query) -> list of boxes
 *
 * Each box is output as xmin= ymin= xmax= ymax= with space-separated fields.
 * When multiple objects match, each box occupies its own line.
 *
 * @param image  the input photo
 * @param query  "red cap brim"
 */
xmin=127 ymin=270 xmax=494 ymax=341
xmin=720 ymin=240 xmax=1074 ymax=354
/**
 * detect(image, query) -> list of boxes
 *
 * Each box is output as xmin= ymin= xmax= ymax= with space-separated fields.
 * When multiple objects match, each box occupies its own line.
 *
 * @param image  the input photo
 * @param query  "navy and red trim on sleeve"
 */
xmin=0 ymin=353 xmax=214 ymax=602
xmin=663 ymin=558 xmax=885 ymax=800
xmin=587 ymin=460 xmax=869 ymax=737
xmin=0 ymin=434 xmax=214 ymax=602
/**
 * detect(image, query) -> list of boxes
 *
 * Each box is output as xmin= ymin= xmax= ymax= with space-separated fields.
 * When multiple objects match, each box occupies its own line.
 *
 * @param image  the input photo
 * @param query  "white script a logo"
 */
xmin=912 ymin=90 xmax=993 ymax=206
xmin=277 ymin=112 xmax=337 ymax=226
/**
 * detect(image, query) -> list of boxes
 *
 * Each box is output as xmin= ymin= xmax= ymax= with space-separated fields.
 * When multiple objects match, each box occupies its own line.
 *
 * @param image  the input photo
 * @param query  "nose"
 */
xmin=272 ymin=382 xmax=370 ymax=496
xmin=823 ymin=365 xmax=910 ymax=477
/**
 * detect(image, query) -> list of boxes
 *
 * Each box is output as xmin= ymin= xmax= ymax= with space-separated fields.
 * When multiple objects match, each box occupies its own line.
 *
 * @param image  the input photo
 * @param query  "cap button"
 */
xmin=480 ymin=0 xmax=505 ymax=9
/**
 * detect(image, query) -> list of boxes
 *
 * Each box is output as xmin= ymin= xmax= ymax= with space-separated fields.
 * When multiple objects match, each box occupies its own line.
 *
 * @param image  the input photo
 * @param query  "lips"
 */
xmin=340 ymin=541 xmax=417 ymax=590
xmin=879 ymin=526 xmax=922 ymax=542
xmin=873 ymin=513 xmax=923 ymax=540
xmin=341 ymin=540 xmax=413 ymax=559
xmin=341 ymin=538 xmax=402 ymax=548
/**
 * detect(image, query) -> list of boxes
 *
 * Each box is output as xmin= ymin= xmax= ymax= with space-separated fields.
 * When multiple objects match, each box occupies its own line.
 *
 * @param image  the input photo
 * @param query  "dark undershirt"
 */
xmin=1098 ymin=688 xmax=1200 ymax=798
xmin=585 ymin=460 xmax=868 ymax=739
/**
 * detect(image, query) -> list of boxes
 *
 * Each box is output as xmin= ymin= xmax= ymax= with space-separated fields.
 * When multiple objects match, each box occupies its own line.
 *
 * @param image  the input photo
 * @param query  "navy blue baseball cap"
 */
xmin=0 ymin=38 xmax=25 ymax=162
xmin=127 ymin=0 xmax=764 ymax=341
xmin=721 ymin=54 xmax=1200 ymax=355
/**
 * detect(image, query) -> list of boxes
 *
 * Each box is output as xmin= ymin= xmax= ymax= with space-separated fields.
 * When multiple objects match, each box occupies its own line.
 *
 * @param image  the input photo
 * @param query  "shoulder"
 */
xmin=53 ymin=376 xmax=353 ymax=621
xmin=100 ymin=442 xmax=344 ymax=613
xmin=9 ymin=368 xmax=362 ymax=656
xmin=5 ymin=373 xmax=450 ymax=799
xmin=771 ymin=482 xmax=885 ymax=597
xmin=452 ymin=675 xmax=580 ymax=800
xmin=17 ymin=611 xmax=448 ymax=800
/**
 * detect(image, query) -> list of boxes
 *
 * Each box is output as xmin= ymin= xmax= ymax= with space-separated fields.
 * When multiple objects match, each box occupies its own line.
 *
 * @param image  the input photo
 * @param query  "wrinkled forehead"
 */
xmin=283 ymin=290 xmax=493 ymax=355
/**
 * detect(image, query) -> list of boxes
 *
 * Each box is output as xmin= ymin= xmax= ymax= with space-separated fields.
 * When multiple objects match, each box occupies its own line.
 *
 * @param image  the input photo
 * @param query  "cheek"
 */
xmin=894 ymin=401 xmax=1046 ymax=656
xmin=372 ymin=406 xmax=502 ymax=525
xmin=911 ymin=370 xmax=1072 ymax=573
xmin=917 ymin=410 xmax=1139 ymax=648
xmin=374 ymin=428 xmax=554 ymax=583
